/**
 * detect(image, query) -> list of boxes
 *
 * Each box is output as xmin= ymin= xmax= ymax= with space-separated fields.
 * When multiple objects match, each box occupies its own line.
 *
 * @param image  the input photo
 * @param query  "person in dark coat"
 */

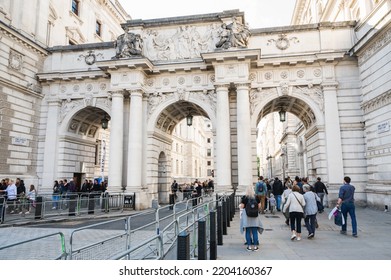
xmin=272 ymin=177 xmax=284 ymax=211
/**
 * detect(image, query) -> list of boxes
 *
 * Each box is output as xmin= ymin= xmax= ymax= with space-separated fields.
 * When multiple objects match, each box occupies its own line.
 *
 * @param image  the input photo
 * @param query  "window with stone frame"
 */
xmin=72 ymin=0 xmax=80 ymax=16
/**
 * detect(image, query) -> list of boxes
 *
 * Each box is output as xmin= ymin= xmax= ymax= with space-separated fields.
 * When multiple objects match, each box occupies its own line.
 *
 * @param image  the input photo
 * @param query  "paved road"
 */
xmin=1 ymin=205 xmax=391 ymax=260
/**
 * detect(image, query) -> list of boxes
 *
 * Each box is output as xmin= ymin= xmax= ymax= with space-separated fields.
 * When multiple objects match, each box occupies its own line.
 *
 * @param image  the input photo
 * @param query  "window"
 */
xmin=94 ymin=140 xmax=100 ymax=165
xmin=96 ymin=20 xmax=102 ymax=37
xmin=207 ymin=161 xmax=211 ymax=166
xmin=72 ymin=0 xmax=79 ymax=16
xmin=207 ymin=149 xmax=211 ymax=157
xmin=207 ymin=138 xmax=211 ymax=143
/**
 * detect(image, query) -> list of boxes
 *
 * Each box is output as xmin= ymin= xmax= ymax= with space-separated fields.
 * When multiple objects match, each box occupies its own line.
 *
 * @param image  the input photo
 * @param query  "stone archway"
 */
xmin=146 ymin=98 xmax=213 ymax=203
xmin=57 ymin=105 xmax=111 ymax=186
xmin=252 ymin=86 xmax=325 ymax=182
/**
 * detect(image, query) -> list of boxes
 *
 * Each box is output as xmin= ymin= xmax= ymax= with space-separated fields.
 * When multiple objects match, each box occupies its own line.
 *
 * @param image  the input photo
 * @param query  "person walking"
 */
xmin=303 ymin=185 xmax=320 ymax=239
xmin=281 ymin=182 xmax=293 ymax=226
xmin=272 ymin=177 xmax=284 ymax=211
xmin=255 ymin=176 xmax=266 ymax=214
xmin=52 ymin=180 xmax=61 ymax=210
xmin=283 ymin=185 xmax=306 ymax=241
xmin=314 ymin=177 xmax=328 ymax=210
xmin=337 ymin=176 xmax=358 ymax=237
xmin=239 ymin=185 xmax=263 ymax=251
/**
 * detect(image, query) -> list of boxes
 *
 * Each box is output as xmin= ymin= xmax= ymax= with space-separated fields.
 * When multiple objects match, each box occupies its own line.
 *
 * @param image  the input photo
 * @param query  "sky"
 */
xmin=118 ymin=0 xmax=297 ymax=29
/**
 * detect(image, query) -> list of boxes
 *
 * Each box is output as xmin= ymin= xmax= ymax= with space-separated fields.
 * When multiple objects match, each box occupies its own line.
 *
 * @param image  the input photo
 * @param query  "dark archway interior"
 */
xmin=155 ymin=101 xmax=209 ymax=134
xmin=257 ymin=96 xmax=316 ymax=128
xmin=67 ymin=107 xmax=109 ymax=138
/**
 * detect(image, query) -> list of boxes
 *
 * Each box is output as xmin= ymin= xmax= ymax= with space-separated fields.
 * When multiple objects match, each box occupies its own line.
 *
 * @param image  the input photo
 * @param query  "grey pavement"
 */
xmin=218 ymin=206 xmax=391 ymax=260
xmin=1 ymin=205 xmax=391 ymax=260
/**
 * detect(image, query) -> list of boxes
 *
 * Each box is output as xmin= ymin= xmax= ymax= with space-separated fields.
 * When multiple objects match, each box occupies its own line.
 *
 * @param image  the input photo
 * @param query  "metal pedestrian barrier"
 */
xmin=0 ymin=232 xmax=67 ymax=260
xmin=0 ymin=191 xmax=238 ymax=260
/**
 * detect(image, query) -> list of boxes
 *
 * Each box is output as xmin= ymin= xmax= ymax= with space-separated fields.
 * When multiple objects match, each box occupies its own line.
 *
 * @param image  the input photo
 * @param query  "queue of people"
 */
xmin=240 ymin=175 xmax=357 ymax=252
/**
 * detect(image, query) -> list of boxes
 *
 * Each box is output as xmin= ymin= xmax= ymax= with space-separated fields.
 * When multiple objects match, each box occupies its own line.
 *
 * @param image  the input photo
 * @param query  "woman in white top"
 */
xmin=26 ymin=184 xmax=37 ymax=214
xmin=283 ymin=185 xmax=306 ymax=241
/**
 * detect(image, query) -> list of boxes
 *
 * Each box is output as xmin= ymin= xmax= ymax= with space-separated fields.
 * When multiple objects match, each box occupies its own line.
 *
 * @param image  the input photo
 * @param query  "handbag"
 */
xmin=292 ymin=193 xmax=306 ymax=218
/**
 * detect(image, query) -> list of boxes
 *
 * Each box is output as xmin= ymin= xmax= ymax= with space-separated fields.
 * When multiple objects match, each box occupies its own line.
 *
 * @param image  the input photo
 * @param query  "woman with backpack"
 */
xmin=239 ymin=185 xmax=264 ymax=251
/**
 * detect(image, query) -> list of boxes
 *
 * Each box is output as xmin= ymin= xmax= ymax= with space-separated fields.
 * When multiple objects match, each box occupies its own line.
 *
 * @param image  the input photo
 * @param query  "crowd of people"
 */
xmin=0 ymin=177 xmax=36 ymax=215
xmin=51 ymin=178 xmax=107 ymax=210
xmin=240 ymin=175 xmax=357 ymax=251
xmin=171 ymin=179 xmax=214 ymax=201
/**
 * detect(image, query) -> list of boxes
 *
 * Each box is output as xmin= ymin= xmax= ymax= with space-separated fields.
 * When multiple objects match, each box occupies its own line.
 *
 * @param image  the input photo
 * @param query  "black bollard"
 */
xmin=177 ymin=231 xmax=190 ymax=260
xmin=209 ymin=210 xmax=217 ymax=260
xmin=222 ymin=199 xmax=227 ymax=235
xmin=34 ymin=196 xmax=43 ymax=220
xmin=198 ymin=219 xmax=207 ymax=260
xmin=217 ymin=204 xmax=223 ymax=245
xmin=68 ymin=194 xmax=78 ymax=216
xmin=88 ymin=193 xmax=95 ymax=214
xmin=226 ymin=197 xmax=231 ymax=227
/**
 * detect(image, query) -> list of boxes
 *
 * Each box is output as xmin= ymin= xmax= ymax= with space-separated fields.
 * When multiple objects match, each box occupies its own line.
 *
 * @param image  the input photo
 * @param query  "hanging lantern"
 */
xmin=279 ymin=109 xmax=286 ymax=122
xmin=101 ymin=115 xmax=109 ymax=130
xmin=186 ymin=111 xmax=193 ymax=126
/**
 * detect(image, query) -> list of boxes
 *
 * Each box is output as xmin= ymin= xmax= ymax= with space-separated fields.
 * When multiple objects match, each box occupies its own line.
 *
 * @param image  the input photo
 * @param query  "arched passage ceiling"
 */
xmin=156 ymin=101 xmax=209 ymax=134
xmin=68 ymin=107 xmax=108 ymax=138
xmin=257 ymin=96 xmax=316 ymax=128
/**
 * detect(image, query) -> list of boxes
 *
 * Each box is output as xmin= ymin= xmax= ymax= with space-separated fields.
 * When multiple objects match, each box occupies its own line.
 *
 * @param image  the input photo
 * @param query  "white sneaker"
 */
xmin=52 ymin=207 xmax=56 ymax=210
xmin=291 ymin=233 xmax=296 ymax=240
xmin=297 ymin=237 xmax=301 ymax=241
xmin=25 ymin=211 xmax=30 ymax=214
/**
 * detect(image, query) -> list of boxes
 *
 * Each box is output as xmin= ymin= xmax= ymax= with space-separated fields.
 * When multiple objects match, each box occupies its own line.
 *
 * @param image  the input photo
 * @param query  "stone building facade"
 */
xmin=1 ymin=1 xmax=390 ymax=210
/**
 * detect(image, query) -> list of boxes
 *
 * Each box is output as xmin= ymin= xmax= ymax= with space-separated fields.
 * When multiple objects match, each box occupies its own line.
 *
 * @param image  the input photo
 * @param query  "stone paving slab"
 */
xmin=217 ymin=207 xmax=391 ymax=260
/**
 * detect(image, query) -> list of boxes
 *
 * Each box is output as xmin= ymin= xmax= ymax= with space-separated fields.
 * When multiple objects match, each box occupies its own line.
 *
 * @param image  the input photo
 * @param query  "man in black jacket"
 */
xmin=314 ymin=177 xmax=328 ymax=210
xmin=272 ymin=177 xmax=284 ymax=211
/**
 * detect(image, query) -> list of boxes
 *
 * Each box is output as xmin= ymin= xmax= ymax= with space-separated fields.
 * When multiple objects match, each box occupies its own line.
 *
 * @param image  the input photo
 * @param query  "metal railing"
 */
xmin=0 ymin=232 xmax=67 ymax=260
xmin=0 ymin=192 xmax=135 ymax=224
xmin=0 ymin=192 xmax=238 ymax=260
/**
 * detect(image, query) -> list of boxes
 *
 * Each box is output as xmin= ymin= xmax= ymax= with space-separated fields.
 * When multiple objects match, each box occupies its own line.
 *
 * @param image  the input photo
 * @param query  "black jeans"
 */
xmin=305 ymin=214 xmax=317 ymax=235
xmin=289 ymin=212 xmax=304 ymax=233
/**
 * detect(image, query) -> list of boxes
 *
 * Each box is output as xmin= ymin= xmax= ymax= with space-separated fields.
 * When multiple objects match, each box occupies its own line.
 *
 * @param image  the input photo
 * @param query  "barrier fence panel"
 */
xmin=0 ymin=232 xmax=67 ymax=260
xmin=69 ymin=217 xmax=129 ymax=260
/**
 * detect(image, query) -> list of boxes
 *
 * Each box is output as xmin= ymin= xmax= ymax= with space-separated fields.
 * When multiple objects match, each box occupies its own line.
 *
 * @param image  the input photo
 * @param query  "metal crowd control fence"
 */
xmin=68 ymin=217 xmax=130 ymax=260
xmin=0 ymin=192 xmax=235 ymax=260
xmin=111 ymin=194 xmax=230 ymax=260
xmin=0 ymin=232 xmax=67 ymax=260
xmin=0 ymin=192 xmax=135 ymax=224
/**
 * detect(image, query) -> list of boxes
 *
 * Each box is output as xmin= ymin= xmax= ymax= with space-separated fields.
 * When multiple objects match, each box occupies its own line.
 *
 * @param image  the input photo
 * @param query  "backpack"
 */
xmin=245 ymin=197 xmax=259 ymax=217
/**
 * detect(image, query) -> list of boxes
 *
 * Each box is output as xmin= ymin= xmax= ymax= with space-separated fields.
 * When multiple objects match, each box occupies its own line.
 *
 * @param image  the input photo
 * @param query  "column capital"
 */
xmin=214 ymin=83 xmax=230 ymax=90
xmin=128 ymin=89 xmax=144 ymax=97
xmin=321 ymin=82 xmax=339 ymax=90
xmin=109 ymin=89 xmax=125 ymax=97
xmin=235 ymin=82 xmax=251 ymax=90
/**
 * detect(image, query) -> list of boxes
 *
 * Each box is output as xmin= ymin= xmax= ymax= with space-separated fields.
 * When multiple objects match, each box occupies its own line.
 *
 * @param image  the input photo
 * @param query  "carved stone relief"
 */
xmin=8 ymin=49 xmax=23 ymax=71
xmin=249 ymin=88 xmax=278 ymax=115
xmin=115 ymin=17 xmax=250 ymax=61
xmin=78 ymin=50 xmax=104 ymax=65
xmin=293 ymin=85 xmax=324 ymax=112
xmin=267 ymin=34 xmax=299 ymax=50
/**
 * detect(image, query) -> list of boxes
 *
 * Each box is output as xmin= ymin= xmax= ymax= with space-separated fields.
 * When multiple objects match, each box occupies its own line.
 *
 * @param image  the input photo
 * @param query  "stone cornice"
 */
xmin=37 ymin=70 xmax=108 ymax=82
xmin=0 ymin=20 xmax=48 ymax=57
xmin=0 ymin=76 xmax=43 ymax=99
xmin=361 ymin=90 xmax=391 ymax=114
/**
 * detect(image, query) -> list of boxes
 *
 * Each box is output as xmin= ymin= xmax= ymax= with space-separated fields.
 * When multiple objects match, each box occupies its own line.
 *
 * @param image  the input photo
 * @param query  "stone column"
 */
xmin=141 ymin=93 xmax=149 ymax=187
xmin=236 ymin=83 xmax=253 ymax=192
xmin=108 ymin=91 xmax=124 ymax=192
xmin=322 ymin=83 xmax=344 ymax=184
xmin=42 ymin=98 xmax=61 ymax=188
xmin=127 ymin=90 xmax=143 ymax=191
xmin=215 ymin=84 xmax=232 ymax=192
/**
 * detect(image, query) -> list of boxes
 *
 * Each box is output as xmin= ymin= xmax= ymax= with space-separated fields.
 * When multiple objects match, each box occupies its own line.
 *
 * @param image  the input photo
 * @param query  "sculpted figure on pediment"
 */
xmin=216 ymin=17 xmax=251 ymax=49
xmin=113 ymin=28 xmax=143 ymax=59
